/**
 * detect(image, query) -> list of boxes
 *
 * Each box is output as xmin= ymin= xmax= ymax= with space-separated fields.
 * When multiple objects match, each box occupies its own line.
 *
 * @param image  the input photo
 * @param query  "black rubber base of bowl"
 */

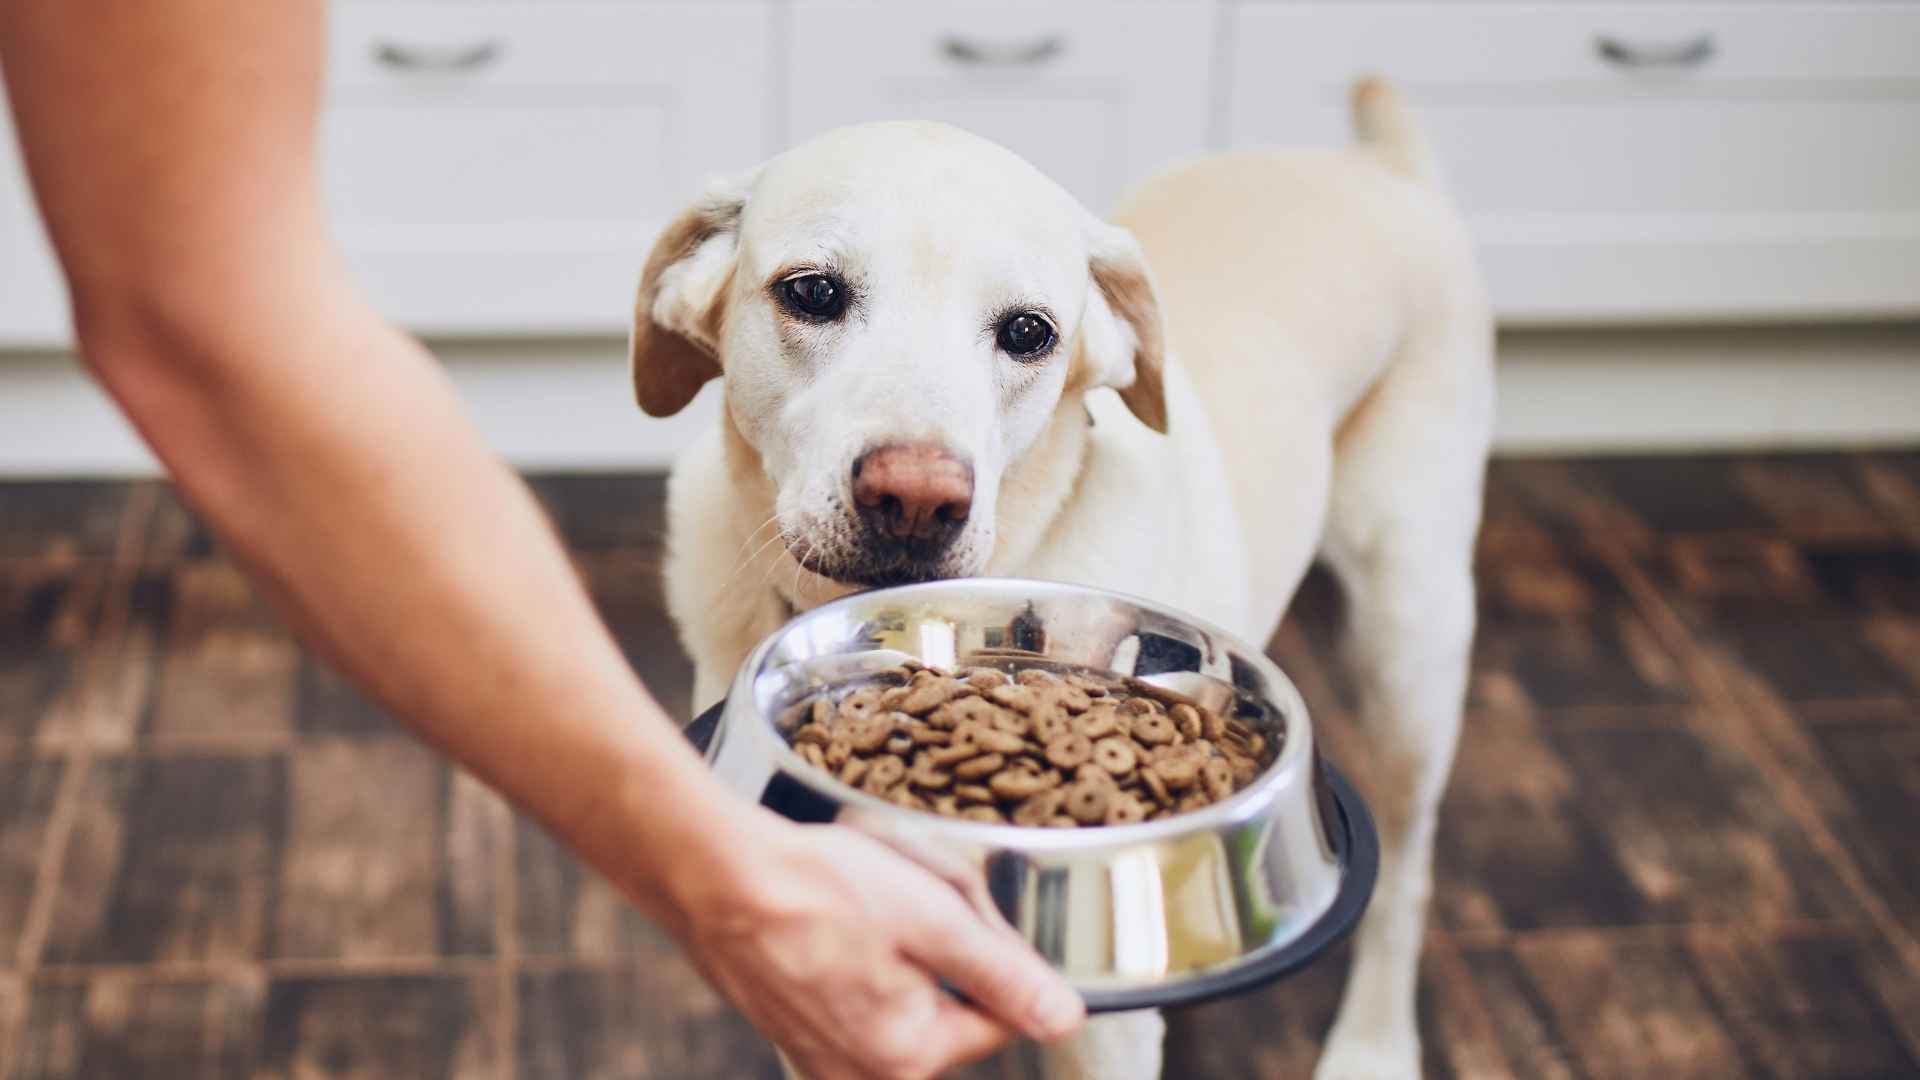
xmin=683 ymin=701 xmax=1378 ymax=1013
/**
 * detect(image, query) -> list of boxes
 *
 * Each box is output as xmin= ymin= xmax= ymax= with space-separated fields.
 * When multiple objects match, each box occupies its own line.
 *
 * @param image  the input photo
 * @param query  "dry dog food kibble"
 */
xmin=777 ymin=663 xmax=1276 ymax=828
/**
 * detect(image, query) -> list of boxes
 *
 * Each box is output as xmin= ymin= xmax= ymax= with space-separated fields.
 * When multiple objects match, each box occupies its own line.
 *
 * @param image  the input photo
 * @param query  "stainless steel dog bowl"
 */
xmin=684 ymin=578 xmax=1376 ymax=1011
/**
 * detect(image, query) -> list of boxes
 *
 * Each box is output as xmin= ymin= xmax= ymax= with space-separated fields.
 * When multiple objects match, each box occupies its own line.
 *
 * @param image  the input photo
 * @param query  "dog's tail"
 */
xmin=1350 ymin=75 xmax=1442 ymax=189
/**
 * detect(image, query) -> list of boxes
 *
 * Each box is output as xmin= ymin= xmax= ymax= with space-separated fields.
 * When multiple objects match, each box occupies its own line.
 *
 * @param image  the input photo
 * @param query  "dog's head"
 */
xmin=631 ymin=122 xmax=1165 ymax=589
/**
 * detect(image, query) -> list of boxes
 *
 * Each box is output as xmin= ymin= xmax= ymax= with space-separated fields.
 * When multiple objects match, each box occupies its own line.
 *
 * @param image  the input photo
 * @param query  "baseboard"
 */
xmin=1 ymin=324 xmax=1915 ymax=478
xmin=1493 ymin=322 xmax=1920 ymax=454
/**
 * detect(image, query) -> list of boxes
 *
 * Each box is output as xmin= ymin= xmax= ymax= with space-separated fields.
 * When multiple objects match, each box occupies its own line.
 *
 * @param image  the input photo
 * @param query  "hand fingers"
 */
xmin=777 ymin=1003 xmax=1010 ymax=1080
xmin=855 ymin=823 xmax=1014 ymax=936
xmin=920 ymin=995 xmax=1022 ymax=1071
xmin=899 ymin=890 xmax=1084 ymax=1042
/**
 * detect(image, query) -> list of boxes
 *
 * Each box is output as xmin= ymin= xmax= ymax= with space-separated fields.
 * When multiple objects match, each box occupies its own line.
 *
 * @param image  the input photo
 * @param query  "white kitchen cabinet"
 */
xmin=1225 ymin=3 xmax=1920 ymax=324
xmin=0 ymin=91 xmax=69 ymax=345
xmin=786 ymin=0 xmax=1217 ymax=215
xmin=4 ymin=1 xmax=1916 ymax=345
xmin=323 ymin=2 xmax=774 ymax=335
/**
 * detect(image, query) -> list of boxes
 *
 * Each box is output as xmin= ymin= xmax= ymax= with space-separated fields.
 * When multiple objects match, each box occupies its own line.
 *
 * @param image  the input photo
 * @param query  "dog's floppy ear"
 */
xmin=629 ymin=173 xmax=752 ymax=417
xmin=1080 ymin=219 xmax=1169 ymax=434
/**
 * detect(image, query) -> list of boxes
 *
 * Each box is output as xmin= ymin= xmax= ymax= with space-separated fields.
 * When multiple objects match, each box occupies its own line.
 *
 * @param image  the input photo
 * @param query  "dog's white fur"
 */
xmin=634 ymin=78 xmax=1492 ymax=1079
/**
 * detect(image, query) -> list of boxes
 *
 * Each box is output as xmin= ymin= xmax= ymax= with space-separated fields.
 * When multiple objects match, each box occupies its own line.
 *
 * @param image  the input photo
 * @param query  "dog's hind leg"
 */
xmin=1312 ymin=322 xmax=1491 ymax=1079
xmin=1038 ymin=1009 xmax=1166 ymax=1080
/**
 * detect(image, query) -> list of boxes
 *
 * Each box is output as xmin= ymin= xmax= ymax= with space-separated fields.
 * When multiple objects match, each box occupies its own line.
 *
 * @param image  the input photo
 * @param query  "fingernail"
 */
xmin=1033 ymin=986 xmax=1084 ymax=1037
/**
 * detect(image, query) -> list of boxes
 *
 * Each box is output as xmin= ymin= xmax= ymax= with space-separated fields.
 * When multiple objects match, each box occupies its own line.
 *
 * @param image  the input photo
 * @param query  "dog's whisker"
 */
xmin=718 ymin=515 xmax=781 ymax=582
xmin=718 ymin=520 xmax=789 ymax=598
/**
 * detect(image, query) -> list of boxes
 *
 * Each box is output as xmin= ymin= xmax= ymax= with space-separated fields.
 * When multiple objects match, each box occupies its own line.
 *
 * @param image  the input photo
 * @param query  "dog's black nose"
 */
xmin=852 ymin=444 xmax=972 ymax=553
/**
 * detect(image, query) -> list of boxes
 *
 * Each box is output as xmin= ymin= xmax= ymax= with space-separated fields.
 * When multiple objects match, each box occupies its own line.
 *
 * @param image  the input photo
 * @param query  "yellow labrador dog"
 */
xmin=633 ymin=78 xmax=1491 ymax=1079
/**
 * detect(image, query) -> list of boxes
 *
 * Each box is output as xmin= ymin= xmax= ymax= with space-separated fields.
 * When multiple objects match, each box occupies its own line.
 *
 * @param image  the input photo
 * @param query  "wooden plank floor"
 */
xmin=0 ymin=452 xmax=1917 ymax=1079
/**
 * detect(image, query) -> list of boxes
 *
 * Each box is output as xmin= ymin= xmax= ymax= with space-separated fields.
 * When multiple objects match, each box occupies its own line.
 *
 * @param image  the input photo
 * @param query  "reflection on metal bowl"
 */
xmin=691 ymin=577 xmax=1377 ymax=1011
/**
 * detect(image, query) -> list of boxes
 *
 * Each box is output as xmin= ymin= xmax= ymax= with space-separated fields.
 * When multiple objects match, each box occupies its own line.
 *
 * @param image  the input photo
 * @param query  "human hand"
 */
xmin=673 ymin=812 xmax=1085 ymax=1079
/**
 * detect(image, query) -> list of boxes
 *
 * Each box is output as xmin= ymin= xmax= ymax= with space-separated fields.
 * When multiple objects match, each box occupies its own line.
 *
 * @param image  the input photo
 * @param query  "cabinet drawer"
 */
xmin=331 ymin=3 xmax=741 ymax=89
xmin=1228 ymin=2 xmax=1920 ymax=87
xmin=1226 ymin=3 xmax=1920 ymax=323
xmin=787 ymin=1 xmax=1215 ymax=214
xmin=324 ymin=3 xmax=773 ymax=334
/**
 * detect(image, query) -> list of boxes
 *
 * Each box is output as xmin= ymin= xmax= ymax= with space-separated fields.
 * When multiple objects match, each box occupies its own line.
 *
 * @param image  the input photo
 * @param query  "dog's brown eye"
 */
xmin=997 ymin=312 xmax=1055 ymax=358
xmin=780 ymin=273 xmax=845 ymax=320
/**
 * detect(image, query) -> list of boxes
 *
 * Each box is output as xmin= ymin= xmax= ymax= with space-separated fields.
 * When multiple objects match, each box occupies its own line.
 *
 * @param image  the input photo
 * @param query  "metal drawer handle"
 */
xmin=1595 ymin=33 xmax=1715 ymax=68
xmin=940 ymin=33 xmax=1065 ymax=67
xmin=373 ymin=39 xmax=503 ymax=72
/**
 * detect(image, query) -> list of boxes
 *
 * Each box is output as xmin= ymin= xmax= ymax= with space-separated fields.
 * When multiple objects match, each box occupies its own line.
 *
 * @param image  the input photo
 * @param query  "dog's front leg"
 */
xmin=1038 ymin=1009 xmax=1165 ymax=1080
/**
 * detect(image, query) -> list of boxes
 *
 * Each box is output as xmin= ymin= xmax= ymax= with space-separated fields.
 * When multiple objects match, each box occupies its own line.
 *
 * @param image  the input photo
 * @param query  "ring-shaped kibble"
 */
xmin=975 ymin=727 xmax=1028 ymax=755
xmin=953 ymin=783 xmax=995 ymax=804
xmin=988 ymin=685 xmax=1037 ymax=713
xmin=846 ymin=716 xmax=893 ymax=753
xmin=1079 ymin=705 xmax=1119 ymax=739
xmin=1033 ymin=710 xmax=1074 ymax=743
xmin=1013 ymin=788 xmax=1065 ymax=826
xmin=989 ymin=709 xmax=1030 ymax=736
xmin=900 ymin=681 xmax=953 ymax=715
xmin=1054 ymin=687 xmax=1093 ymax=713
xmin=824 ymin=738 xmax=852 ymax=768
xmin=1155 ymin=755 xmax=1200 ymax=790
xmin=1093 ymin=737 xmax=1137 ymax=776
xmin=1134 ymin=713 xmax=1177 ymax=745
xmin=865 ymin=755 xmax=906 ymax=789
xmin=908 ymin=766 xmax=952 ymax=791
xmin=1104 ymin=796 xmax=1147 ymax=826
xmin=840 ymin=690 xmax=881 ymax=720
xmin=966 ymin=668 xmax=1009 ymax=690
xmin=1065 ymin=782 xmax=1109 ymax=824
xmin=928 ymin=742 xmax=981 ymax=768
xmin=1045 ymin=733 xmax=1093 ymax=769
xmin=1203 ymin=757 xmax=1235 ymax=801
xmin=1141 ymin=766 xmax=1171 ymax=805
xmin=952 ymin=752 xmax=1005 ymax=779
xmin=989 ymin=768 xmax=1054 ymax=801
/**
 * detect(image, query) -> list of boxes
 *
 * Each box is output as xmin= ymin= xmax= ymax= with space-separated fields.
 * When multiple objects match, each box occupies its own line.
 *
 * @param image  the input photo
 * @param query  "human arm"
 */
xmin=0 ymin=3 xmax=1081 ymax=1074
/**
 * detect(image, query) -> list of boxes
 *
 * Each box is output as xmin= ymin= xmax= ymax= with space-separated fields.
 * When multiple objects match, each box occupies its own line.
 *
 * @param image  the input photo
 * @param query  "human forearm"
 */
xmin=79 ymin=275 xmax=751 ymax=928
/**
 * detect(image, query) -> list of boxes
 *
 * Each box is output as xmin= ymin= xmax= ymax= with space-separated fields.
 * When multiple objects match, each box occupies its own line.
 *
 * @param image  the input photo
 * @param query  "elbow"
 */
xmin=66 ymin=269 xmax=336 ymax=419
xmin=66 ymin=286 xmax=204 ymax=422
xmin=68 ymin=278 xmax=236 ymax=390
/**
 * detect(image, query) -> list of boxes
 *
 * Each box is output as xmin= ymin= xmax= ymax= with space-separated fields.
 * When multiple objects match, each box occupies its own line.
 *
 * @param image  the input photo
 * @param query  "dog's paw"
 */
xmin=1313 ymin=1030 xmax=1421 ymax=1080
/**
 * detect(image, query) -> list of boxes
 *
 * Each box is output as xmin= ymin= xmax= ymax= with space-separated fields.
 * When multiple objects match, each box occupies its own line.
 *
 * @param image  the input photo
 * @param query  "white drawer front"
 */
xmin=0 ymin=87 xmax=69 ymax=345
xmin=1227 ymin=3 xmax=1920 ymax=323
xmin=1229 ymin=3 xmax=1920 ymax=86
xmin=787 ymin=1 xmax=1216 ymax=214
xmin=325 ymin=2 xmax=773 ymax=335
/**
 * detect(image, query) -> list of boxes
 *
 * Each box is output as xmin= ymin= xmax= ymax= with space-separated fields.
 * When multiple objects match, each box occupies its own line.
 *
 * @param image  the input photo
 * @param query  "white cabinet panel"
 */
xmin=0 ymin=81 xmax=71 ymax=346
xmin=324 ymin=2 xmax=773 ymax=335
xmin=1225 ymin=3 xmax=1920 ymax=323
xmin=787 ymin=1 xmax=1216 ymax=214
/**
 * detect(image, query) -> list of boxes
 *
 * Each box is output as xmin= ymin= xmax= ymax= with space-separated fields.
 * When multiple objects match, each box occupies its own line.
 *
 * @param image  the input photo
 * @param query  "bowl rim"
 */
xmin=725 ymin=576 xmax=1318 ymax=850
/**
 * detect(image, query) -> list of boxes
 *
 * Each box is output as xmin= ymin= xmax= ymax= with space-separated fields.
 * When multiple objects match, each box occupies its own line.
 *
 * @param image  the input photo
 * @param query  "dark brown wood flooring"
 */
xmin=1 ymin=452 xmax=1918 ymax=1079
